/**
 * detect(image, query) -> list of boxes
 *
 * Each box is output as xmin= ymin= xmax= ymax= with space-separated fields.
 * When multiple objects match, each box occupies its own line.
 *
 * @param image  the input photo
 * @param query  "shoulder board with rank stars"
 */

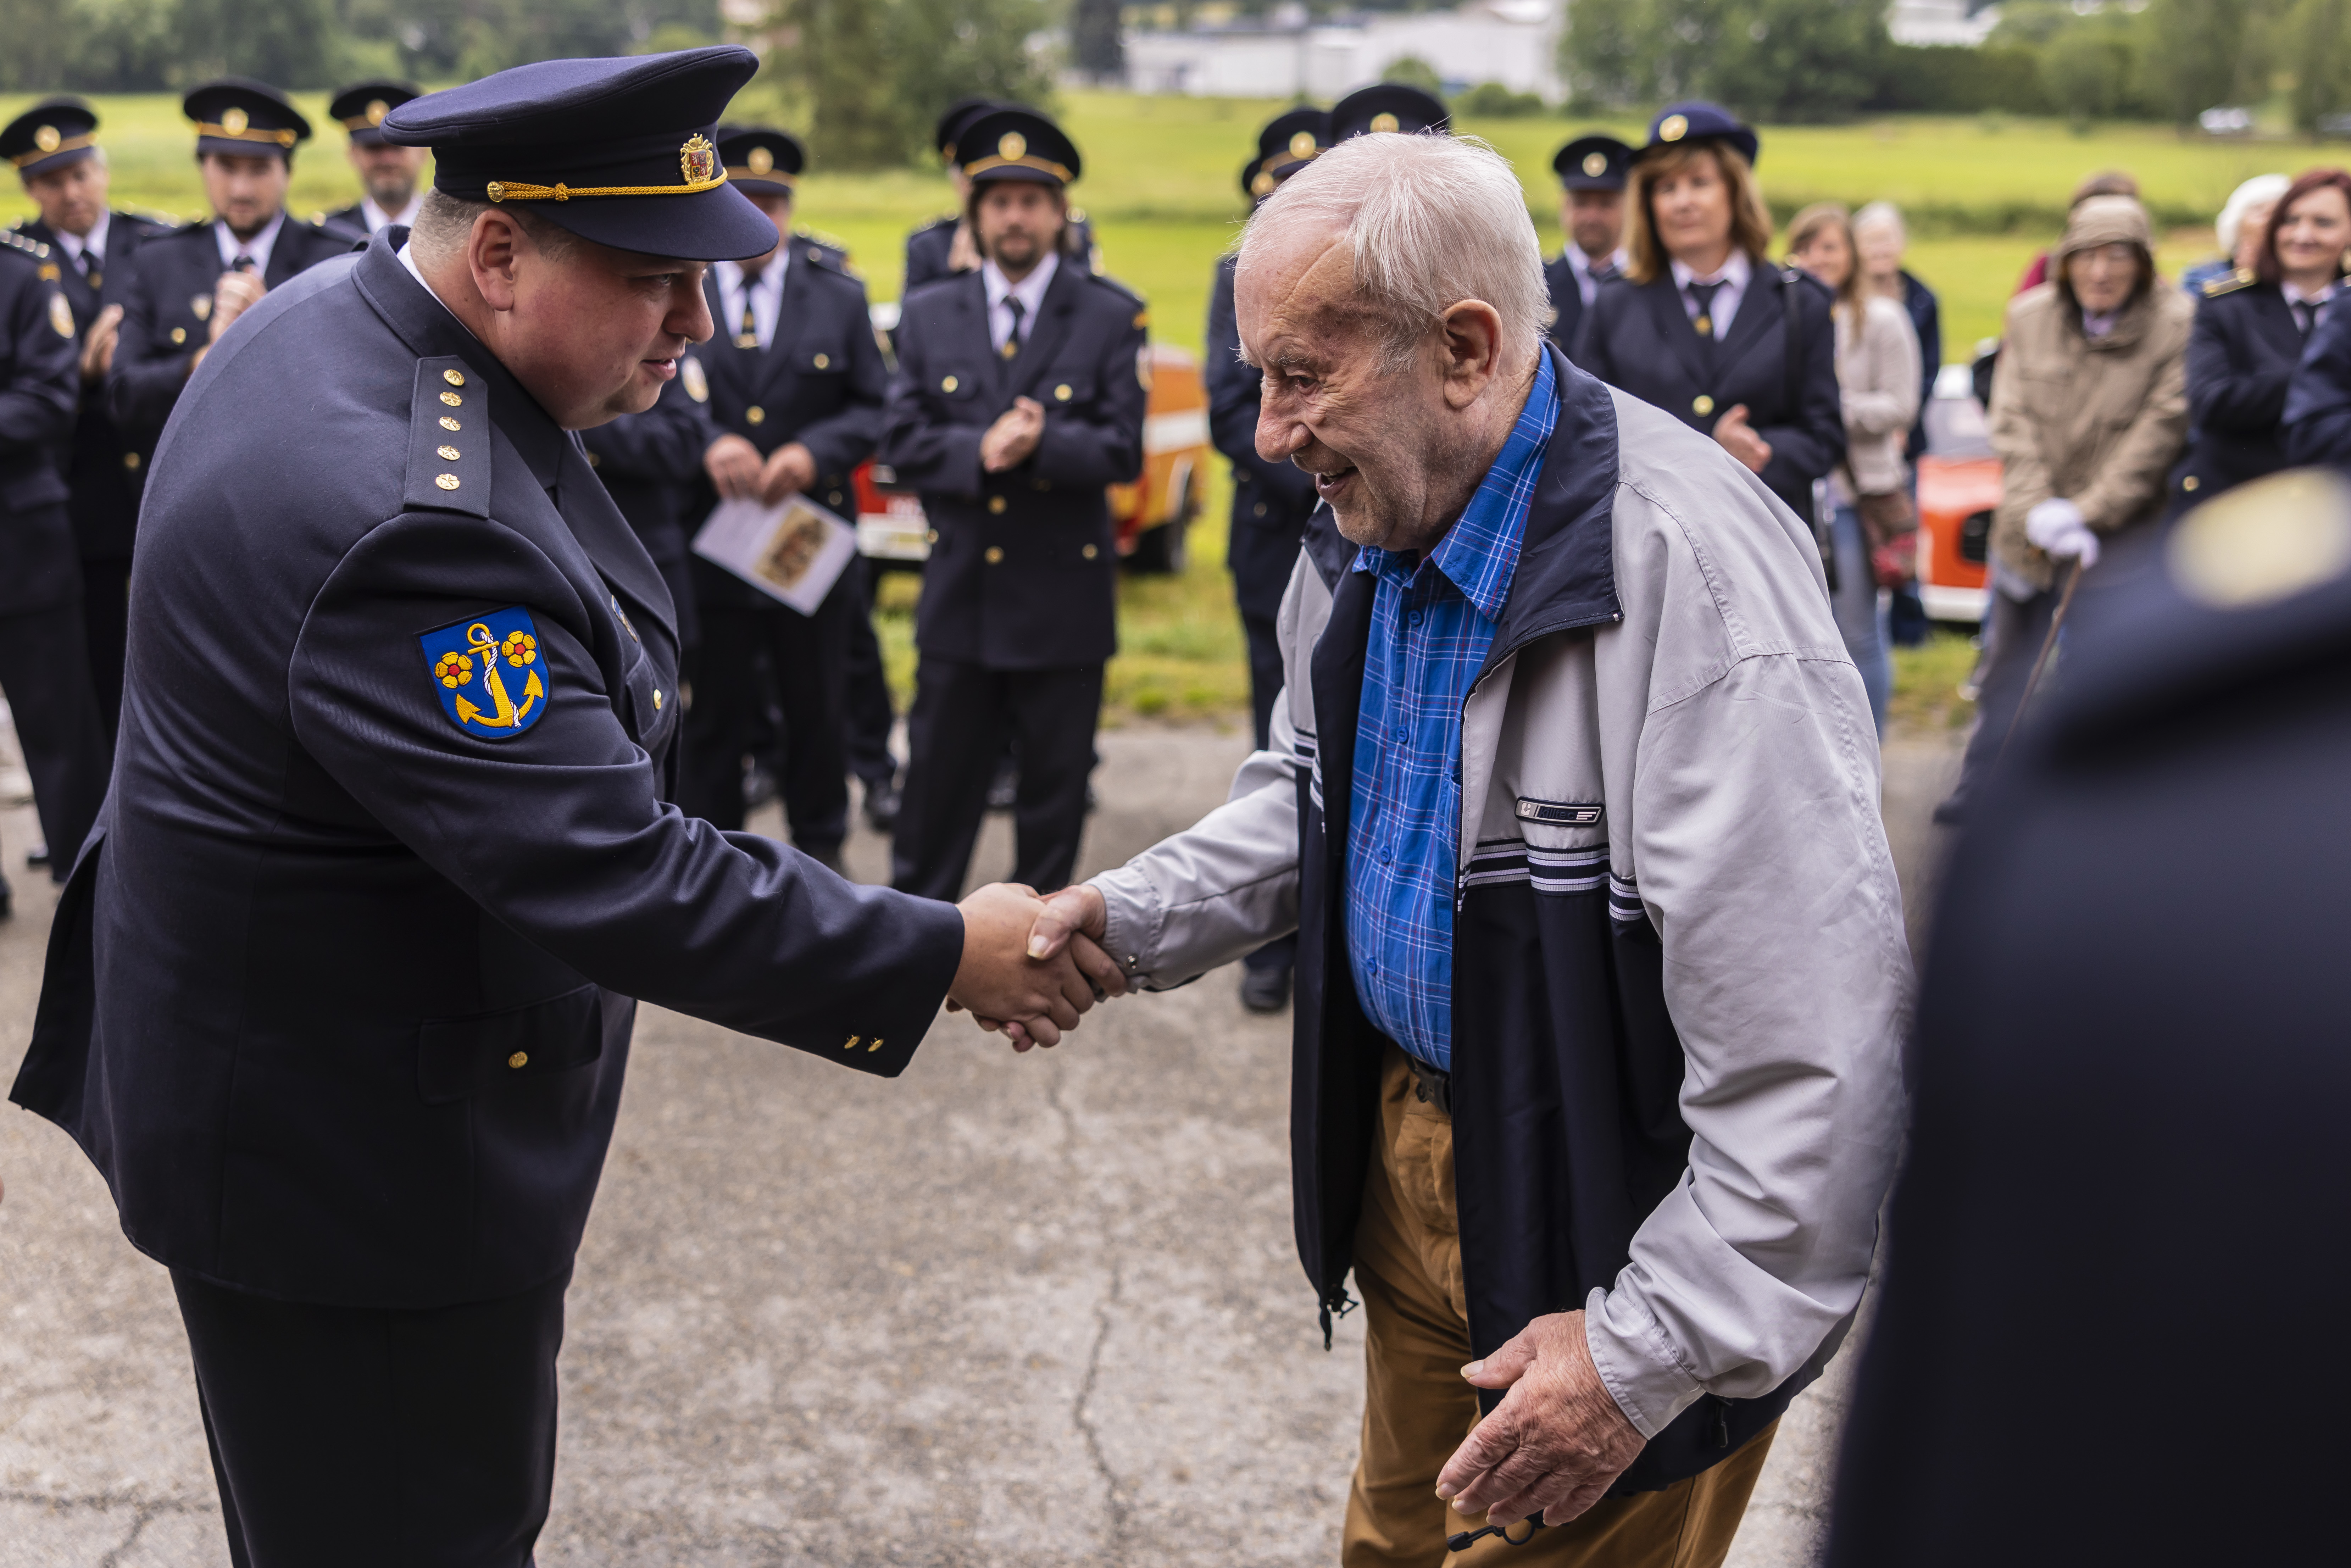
xmin=795 ymin=225 xmax=852 ymax=259
xmin=0 ymin=228 xmax=50 ymax=262
xmin=2203 ymin=268 xmax=2256 ymax=298
xmin=404 ymin=357 xmax=491 ymax=519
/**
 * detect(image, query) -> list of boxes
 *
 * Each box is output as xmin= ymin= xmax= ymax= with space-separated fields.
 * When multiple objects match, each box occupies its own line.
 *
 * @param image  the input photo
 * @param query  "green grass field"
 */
xmin=10 ymin=88 xmax=2271 ymax=727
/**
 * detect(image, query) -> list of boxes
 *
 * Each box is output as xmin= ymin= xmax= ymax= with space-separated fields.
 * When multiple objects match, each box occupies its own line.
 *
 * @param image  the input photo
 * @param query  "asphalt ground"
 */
xmin=0 ymin=721 xmax=1961 ymax=1568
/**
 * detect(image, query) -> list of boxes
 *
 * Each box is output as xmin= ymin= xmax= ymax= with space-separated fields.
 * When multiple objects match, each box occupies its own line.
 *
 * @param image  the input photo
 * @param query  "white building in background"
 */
xmin=1124 ymin=0 xmax=1566 ymax=102
xmin=1885 ymin=0 xmax=2002 ymax=48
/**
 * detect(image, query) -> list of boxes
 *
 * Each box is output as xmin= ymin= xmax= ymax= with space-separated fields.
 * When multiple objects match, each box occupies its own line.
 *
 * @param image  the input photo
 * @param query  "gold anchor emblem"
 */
xmin=439 ymin=622 xmax=544 ymax=730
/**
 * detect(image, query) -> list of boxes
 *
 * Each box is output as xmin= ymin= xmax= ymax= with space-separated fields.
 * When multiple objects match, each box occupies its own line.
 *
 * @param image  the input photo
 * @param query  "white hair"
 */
xmin=1238 ymin=132 xmax=1548 ymax=373
xmin=1853 ymin=200 xmax=1905 ymax=244
xmin=2217 ymin=173 xmax=2291 ymax=255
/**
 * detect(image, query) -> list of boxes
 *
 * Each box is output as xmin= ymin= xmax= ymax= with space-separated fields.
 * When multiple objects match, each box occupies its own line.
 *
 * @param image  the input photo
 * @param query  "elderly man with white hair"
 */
xmin=1011 ymin=131 xmax=1907 ymax=1566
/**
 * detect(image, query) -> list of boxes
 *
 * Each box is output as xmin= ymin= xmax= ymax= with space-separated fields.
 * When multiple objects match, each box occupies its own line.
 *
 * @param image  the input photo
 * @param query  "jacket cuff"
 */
xmin=1581 ymin=1285 xmax=1706 ymax=1440
xmin=1091 ymin=867 xmax=1165 ymax=985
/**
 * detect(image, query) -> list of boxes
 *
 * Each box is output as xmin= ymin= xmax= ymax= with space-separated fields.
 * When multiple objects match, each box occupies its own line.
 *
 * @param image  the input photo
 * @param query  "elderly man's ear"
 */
xmin=1438 ymin=300 xmax=1509 ymax=408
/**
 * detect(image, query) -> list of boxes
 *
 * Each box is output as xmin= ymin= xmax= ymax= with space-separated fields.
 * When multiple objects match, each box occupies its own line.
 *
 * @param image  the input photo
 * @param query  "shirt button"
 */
xmin=1409 ymin=610 xmax=1424 ymax=627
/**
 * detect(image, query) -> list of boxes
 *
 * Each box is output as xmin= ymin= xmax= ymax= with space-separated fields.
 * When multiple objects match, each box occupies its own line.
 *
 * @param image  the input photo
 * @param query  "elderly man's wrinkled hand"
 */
xmin=1434 ymin=1310 xmax=1646 ymax=1529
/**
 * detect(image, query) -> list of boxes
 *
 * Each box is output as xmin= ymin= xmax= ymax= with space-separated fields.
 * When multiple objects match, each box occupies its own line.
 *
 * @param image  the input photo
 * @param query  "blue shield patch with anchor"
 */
xmin=419 ymin=607 xmax=549 ymax=740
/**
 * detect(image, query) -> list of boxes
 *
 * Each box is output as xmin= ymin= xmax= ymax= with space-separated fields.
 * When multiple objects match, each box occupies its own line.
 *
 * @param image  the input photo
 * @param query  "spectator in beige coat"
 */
xmin=1939 ymin=194 xmax=2191 ymax=821
xmin=1789 ymin=202 xmax=1920 ymax=735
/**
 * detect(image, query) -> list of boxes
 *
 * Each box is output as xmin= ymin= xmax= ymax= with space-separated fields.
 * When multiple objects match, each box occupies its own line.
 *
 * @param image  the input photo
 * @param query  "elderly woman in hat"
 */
xmin=1576 ymin=102 xmax=1844 ymax=529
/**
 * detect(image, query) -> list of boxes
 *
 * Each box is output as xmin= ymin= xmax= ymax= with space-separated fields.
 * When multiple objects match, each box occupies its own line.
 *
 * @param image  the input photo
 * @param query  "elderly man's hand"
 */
xmin=1435 ymin=1310 xmax=1646 ymax=1529
xmin=1711 ymin=404 xmax=1773 ymax=475
xmin=981 ymin=397 xmax=1046 ymax=472
xmin=704 ymin=433 xmax=764 ymax=499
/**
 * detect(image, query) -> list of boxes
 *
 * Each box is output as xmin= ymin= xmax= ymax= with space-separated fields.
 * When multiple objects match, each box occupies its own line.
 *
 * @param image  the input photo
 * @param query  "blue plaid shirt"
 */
xmin=1346 ymin=352 xmax=1559 ymax=1071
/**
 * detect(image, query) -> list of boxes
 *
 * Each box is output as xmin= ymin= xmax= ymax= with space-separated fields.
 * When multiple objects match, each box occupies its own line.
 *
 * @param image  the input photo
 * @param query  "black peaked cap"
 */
xmin=330 ymin=81 xmax=423 ymax=148
xmin=954 ymin=106 xmax=1079 ymax=188
xmin=1330 ymin=84 xmax=1448 ymax=141
xmin=184 ymin=78 xmax=312 ymax=160
xmin=1554 ymin=133 xmax=1631 ymax=191
xmin=717 ymin=123 xmax=805 ymax=197
xmin=1 ymin=96 xmax=100 ymax=178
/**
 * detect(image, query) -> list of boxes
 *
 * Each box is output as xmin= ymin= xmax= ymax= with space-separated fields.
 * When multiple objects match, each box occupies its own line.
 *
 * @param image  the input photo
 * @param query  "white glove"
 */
xmin=2025 ymin=496 xmax=2100 ymax=568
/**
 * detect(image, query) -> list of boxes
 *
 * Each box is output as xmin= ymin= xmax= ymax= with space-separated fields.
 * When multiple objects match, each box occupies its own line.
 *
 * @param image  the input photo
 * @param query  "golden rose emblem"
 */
xmin=434 ymin=651 xmax=474 ymax=688
xmin=501 ymin=631 xmax=538 ymax=667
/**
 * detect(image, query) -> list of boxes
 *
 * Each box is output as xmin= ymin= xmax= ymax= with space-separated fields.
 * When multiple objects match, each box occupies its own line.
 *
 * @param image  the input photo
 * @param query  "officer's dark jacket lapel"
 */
xmin=1634 ymin=274 xmax=1710 ymax=389
xmin=947 ymin=269 xmax=1007 ymax=403
xmin=263 ymin=218 xmax=306 ymax=289
xmin=2244 ymin=283 xmax=2302 ymax=356
xmin=1712 ymin=267 xmax=1786 ymax=380
xmin=1004 ymin=259 xmax=1085 ymax=401
xmin=759 ymin=248 xmax=822 ymax=398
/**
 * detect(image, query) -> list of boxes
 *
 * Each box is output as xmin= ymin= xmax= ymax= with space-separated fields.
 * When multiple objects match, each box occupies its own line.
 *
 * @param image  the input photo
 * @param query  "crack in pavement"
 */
xmin=1044 ymin=1066 xmax=1130 ymax=1567
xmin=0 ymin=1488 xmax=211 ymax=1515
xmin=95 ymin=1505 xmax=158 ymax=1567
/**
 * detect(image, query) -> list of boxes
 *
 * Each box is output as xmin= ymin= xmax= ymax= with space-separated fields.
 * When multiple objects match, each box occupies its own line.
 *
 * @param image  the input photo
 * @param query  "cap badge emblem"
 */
xmin=747 ymin=145 xmax=773 ymax=174
xmin=1290 ymin=131 xmax=1317 ymax=158
xmin=679 ymin=133 xmax=717 ymax=186
xmin=221 ymin=106 xmax=249 ymax=135
xmin=1000 ymin=131 xmax=1027 ymax=161
xmin=1660 ymin=114 xmax=1688 ymax=141
xmin=1370 ymin=112 xmax=1400 ymax=133
xmin=33 ymin=125 xmax=60 ymax=152
xmin=1251 ymin=170 xmax=1276 ymax=197
xmin=367 ymin=100 xmax=389 ymax=126
xmin=1583 ymin=151 xmax=1609 ymax=177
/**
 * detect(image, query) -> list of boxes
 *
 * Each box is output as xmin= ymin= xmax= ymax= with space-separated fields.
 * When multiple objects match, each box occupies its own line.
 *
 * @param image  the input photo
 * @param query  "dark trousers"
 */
xmin=1238 ymin=602 xmax=1296 ymax=978
xmin=680 ymin=584 xmax=853 ymax=849
xmin=0 ymin=598 xmax=110 ymax=879
xmin=892 ymin=656 xmax=1101 ymax=900
xmin=172 ymin=1266 xmax=570 ymax=1568
xmin=845 ymin=563 xmax=897 ymax=790
xmin=81 ymin=554 xmax=131 ymax=741
xmin=1952 ymin=584 xmax=2062 ymax=807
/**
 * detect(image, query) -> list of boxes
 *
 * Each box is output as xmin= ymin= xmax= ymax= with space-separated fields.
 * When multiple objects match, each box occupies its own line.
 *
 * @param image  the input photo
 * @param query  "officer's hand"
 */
xmin=983 ymin=929 xmax=1130 ymax=1051
xmin=1434 ymin=1310 xmax=1646 ymax=1530
xmin=950 ymin=882 xmax=1099 ymax=1033
xmin=757 ymin=442 xmax=817 ymax=505
xmin=81 ymin=304 xmax=123 ymax=382
xmin=210 ymin=271 xmax=267 ymax=342
xmin=1711 ymin=404 xmax=1773 ymax=475
xmin=980 ymin=398 xmax=1046 ymax=472
xmin=704 ymin=433 xmax=764 ymax=499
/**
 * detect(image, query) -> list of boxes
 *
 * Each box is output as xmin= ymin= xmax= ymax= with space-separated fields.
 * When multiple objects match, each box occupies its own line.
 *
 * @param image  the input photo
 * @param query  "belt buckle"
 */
xmin=1410 ymin=1057 xmax=1452 ymax=1117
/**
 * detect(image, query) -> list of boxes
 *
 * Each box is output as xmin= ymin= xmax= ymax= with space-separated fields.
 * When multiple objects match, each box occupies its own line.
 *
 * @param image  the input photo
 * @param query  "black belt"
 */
xmin=1406 ymin=1053 xmax=1452 ymax=1117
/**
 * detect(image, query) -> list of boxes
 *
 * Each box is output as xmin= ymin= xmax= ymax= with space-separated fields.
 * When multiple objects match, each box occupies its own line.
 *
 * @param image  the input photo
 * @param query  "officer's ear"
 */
xmin=468 ymin=208 xmax=528 ymax=311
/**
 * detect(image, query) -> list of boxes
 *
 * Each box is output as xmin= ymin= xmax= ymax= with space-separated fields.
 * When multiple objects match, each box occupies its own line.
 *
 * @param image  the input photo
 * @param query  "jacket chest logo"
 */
xmin=1516 ymin=797 xmax=1602 ymax=826
xmin=419 ymin=607 xmax=550 ymax=739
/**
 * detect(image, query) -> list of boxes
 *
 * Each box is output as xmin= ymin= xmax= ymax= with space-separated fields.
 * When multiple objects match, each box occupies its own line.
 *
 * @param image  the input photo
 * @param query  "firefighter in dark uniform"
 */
xmin=883 ymin=106 xmax=1148 ymax=901
xmin=1544 ymin=133 xmax=1630 ymax=361
xmin=675 ymin=124 xmax=887 ymax=869
xmin=0 ymin=221 xmax=107 ymax=914
xmin=1208 ymin=105 xmax=1327 ymax=1012
xmin=104 ymin=79 xmax=354 ymax=478
xmin=1825 ymin=466 xmax=2351 ymax=1567
xmin=905 ymin=96 xmax=1101 ymax=293
xmin=8 ymin=49 xmax=1104 ymax=1566
xmin=320 ymin=80 xmax=427 ymax=240
xmin=4 ymin=98 xmax=171 ymax=738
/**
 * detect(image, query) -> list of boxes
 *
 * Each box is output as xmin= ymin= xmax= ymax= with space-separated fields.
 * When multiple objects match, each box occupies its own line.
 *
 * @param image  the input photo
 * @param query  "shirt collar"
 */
xmin=2283 ymin=277 xmax=2341 ymax=307
xmin=362 ymin=194 xmax=423 ymax=234
xmin=1568 ymin=245 xmax=1627 ymax=282
xmin=716 ymin=251 xmax=788 ymax=297
xmin=56 ymin=212 xmax=109 ymax=262
xmin=984 ymin=251 xmax=1058 ymax=315
xmin=1670 ymin=249 xmax=1750 ymax=293
xmin=215 ymin=210 xmax=285 ymax=274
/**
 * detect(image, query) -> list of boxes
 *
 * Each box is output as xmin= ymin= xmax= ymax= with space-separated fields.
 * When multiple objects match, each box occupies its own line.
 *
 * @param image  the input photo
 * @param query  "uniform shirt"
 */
xmin=213 ymin=211 xmax=285 ymax=274
xmin=984 ymin=252 xmax=1057 ymax=354
xmin=53 ymin=213 xmax=108 ymax=277
xmin=713 ymin=253 xmax=787 ymax=351
xmin=357 ymin=194 xmax=423 ymax=234
xmin=1562 ymin=244 xmax=1627 ymax=309
xmin=1345 ymin=349 xmax=1559 ymax=1070
xmin=1671 ymin=248 xmax=1750 ymax=338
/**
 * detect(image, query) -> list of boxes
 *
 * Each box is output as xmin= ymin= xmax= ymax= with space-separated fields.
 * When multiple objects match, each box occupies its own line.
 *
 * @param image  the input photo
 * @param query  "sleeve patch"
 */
xmin=420 ymin=607 xmax=549 ymax=739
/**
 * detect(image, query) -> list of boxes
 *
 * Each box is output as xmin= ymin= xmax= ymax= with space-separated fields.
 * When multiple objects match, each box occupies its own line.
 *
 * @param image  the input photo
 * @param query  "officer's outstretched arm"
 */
xmin=286 ymin=508 xmax=968 ymax=1073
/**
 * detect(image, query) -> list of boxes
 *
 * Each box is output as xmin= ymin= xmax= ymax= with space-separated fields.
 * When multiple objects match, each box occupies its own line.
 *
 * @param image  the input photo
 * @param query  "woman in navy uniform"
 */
xmin=1544 ymin=132 xmax=1630 ymax=360
xmin=675 ymin=124 xmax=888 ymax=868
xmin=1577 ymin=104 xmax=1844 ymax=527
xmin=2176 ymin=167 xmax=2350 ymax=510
xmin=104 ymin=79 xmax=354 ymax=476
xmin=9 ymin=50 xmax=1112 ymax=1567
xmin=4 ymin=97 xmax=172 ymax=736
xmin=884 ymin=105 xmax=1148 ymax=902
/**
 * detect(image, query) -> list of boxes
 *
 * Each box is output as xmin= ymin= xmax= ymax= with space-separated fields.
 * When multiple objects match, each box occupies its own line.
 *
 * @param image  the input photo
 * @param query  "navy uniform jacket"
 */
xmin=10 ymin=231 xmax=966 ymax=1310
xmin=1205 ymin=254 xmax=1314 ymax=624
xmin=1825 ymin=485 xmax=2351 ymax=1566
xmin=2281 ymin=292 xmax=2351 ymax=467
xmin=903 ymin=212 xmax=1101 ymax=294
xmin=104 ymin=213 xmax=355 ymax=476
xmin=1577 ymin=265 xmax=1845 ymax=522
xmin=1541 ymin=251 xmax=1595 ymax=363
xmin=2171 ymin=273 xmax=2308 ymax=510
xmin=0 ymin=232 xmax=80 ymax=615
xmin=687 ymin=240 xmax=888 ymax=613
xmin=579 ymin=368 xmax=708 ymax=650
xmin=880 ymin=262 xmax=1147 ymax=671
xmin=15 ymin=211 xmax=172 ymax=560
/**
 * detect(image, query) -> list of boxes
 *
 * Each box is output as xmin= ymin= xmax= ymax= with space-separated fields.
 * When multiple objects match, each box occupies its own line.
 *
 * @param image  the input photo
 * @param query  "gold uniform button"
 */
xmin=653 ymin=689 xmax=663 ymax=710
xmin=829 ymin=491 xmax=843 ymax=505
xmin=443 ymin=368 xmax=466 ymax=387
xmin=1693 ymin=394 xmax=1715 ymax=417
xmin=507 ymin=1051 xmax=528 ymax=1069
xmin=988 ymin=495 xmax=1008 ymax=514
xmin=437 ymin=444 xmax=460 ymax=461
xmin=746 ymin=406 xmax=765 ymax=425
xmin=1254 ymin=501 xmax=1267 ymax=517
xmin=1082 ymin=543 xmax=1099 ymax=560
xmin=940 ymin=374 xmax=958 ymax=393
xmin=123 ymin=452 xmax=140 ymax=471
xmin=439 ymin=416 xmax=460 ymax=432
xmin=813 ymin=352 xmax=830 ymax=369
xmin=1054 ymin=383 xmax=1073 ymax=401
xmin=2183 ymin=475 xmax=2201 ymax=491
xmin=984 ymin=545 xmax=1005 ymax=564
xmin=441 ymin=391 xmax=462 ymax=407
xmin=435 ymin=473 xmax=461 ymax=490
xmin=925 ymin=529 xmax=939 ymax=544
xmin=169 ymin=327 xmax=186 ymax=345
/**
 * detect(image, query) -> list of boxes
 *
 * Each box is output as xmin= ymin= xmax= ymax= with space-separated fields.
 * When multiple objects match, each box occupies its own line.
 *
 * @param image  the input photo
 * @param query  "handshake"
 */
xmin=947 ymin=881 xmax=1121 ymax=1050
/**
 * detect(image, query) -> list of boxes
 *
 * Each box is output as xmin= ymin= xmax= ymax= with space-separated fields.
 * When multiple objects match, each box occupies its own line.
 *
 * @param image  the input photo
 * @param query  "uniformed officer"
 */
xmin=4 ymin=97 xmax=171 ymax=736
xmin=104 ymin=78 xmax=355 ymax=477
xmin=883 ymin=105 xmax=1148 ymax=901
xmin=320 ymin=80 xmax=427 ymax=239
xmin=905 ymin=96 xmax=1101 ymax=294
xmin=9 ymin=48 xmax=1113 ymax=1567
xmin=1824 ymin=467 xmax=2351 ymax=1566
xmin=1327 ymin=80 xmax=1450 ymax=142
xmin=0 ymin=221 xmax=108 ymax=914
xmin=1209 ymin=105 xmax=1327 ymax=1012
xmin=676 ymin=124 xmax=888 ymax=869
xmin=1545 ymin=132 xmax=1631 ymax=360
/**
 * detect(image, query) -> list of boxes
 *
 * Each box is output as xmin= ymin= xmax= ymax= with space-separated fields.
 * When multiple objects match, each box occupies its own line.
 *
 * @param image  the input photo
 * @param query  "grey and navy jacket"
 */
xmin=1088 ymin=344 xmax=1910 ymax=1492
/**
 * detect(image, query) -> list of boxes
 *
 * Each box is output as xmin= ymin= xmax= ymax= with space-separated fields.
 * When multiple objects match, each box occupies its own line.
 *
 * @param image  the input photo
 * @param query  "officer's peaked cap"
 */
xmin=934 ymin=96 xmax=999 ymax=160
xmin=717 ymin=124 xmax=804 ymax=196
xmin=1330 ymin=84 xmax=1449 ymax=141
xmin=1246 ymin=106 xmax=1329 ymax=199
xmin=1 ymin=96 xmax=101 ymax=178
xmin=330 ymin=81 xmax=423 ymax=148
xmin=382 ymin=47 xmax=778 ymax=262
xmin=185 ymin=79 xmax=312 ymax=161
xmin=1554 ymin=133 xmax=1631 ymax=191
xmin=955 ymin=106 xmax=1080 ymax=188
xmin=1639 ymin=101 xmax=1758 ymax=168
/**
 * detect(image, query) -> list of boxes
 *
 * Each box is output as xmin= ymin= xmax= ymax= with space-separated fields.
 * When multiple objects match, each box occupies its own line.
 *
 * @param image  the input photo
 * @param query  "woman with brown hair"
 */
xmin=1788 ymin=202 xmax=1921 ymax=736
xmin=2178 ymin=167 xmax=2351 ymax=505
xmin=1575 ymin=102 xmax=1845 ymax=527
